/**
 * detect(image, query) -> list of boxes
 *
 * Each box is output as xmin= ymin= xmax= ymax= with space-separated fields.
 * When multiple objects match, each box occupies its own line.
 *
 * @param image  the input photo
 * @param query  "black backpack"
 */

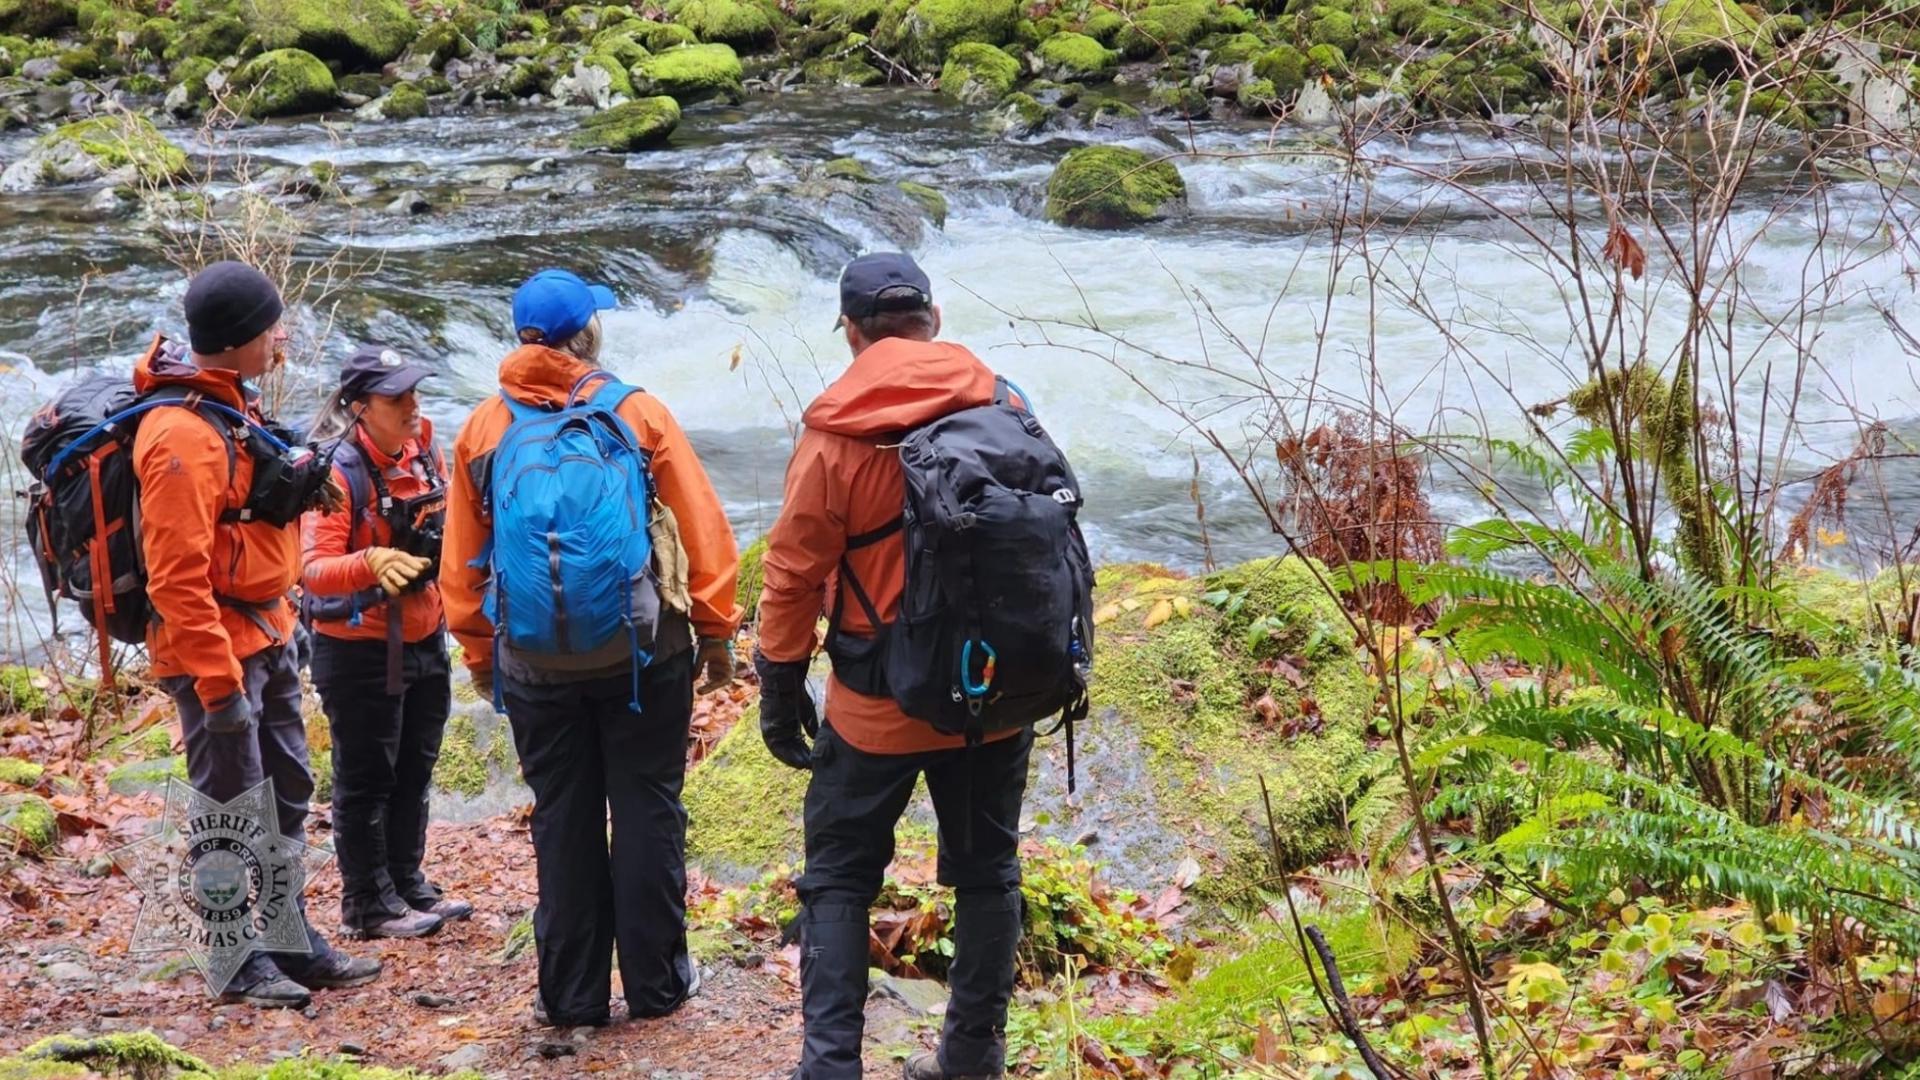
xmin=828 ymin=378 xmax=1094 ymax=760
xmin=21 ymin=371 xmax=286 ymax=661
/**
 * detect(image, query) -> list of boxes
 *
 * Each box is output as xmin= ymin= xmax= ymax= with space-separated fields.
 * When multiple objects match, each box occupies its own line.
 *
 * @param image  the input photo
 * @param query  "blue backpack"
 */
xmin=483 ymin=371 xmax=660 ymax=711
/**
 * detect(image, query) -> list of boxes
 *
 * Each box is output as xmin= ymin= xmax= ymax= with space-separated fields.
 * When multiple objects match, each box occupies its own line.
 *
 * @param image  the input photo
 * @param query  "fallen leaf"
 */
xmin=1144 ymin=600 xmax=1174 ymax=628
xmin=1252 ymin=694 xmax=1283 ymax=726
xmin=1252 ymin=1020 xmax=1284 ymax=1065
xmin=1093 ymin=603 xmax=1121 ymax=626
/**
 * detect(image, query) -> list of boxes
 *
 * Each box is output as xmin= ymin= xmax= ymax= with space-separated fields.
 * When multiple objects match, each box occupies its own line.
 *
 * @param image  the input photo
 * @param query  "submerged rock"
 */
xmin=895 ymin=179 xmax=947 ymax=226
xmin=246 ymin=0 xmax=420 ymax=68
xmin=235 ymin=47 xmax=338 ymax=117
xmin=571 ymin=93 xmax=681 ymax=150
xmin=0 ymin=113 xmax=188 ymax=192
xmin=1044 ymin=143 xmax=1184 ymax=228
xmin=873 ymin=0 xmax=1019 ymax=73
xmin=630 ymin=42 xmax=744 ymax=104
xmin=937 ymin=41 xmax=1018 ymax=104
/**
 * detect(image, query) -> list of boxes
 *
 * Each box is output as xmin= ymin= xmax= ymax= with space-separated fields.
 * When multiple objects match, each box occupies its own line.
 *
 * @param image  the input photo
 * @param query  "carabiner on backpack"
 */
xmin=960 ymin=639 xmax=997 ymax=700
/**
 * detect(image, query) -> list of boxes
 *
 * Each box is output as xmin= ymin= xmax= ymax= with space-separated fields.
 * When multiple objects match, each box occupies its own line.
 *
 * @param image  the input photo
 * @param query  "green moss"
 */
xmin=0 ymin=665 xmax=47 ymax=716
xmin=990 ymin=89 xmax=1051 ymax=134
xmin=1036 ymin=30 xmax=1114 ymax=79
xmin=495 ymin=58 xmax=555 ymax=97
xmin=1115 ymin=0 xmax=1213 ymax=59
xmin=168 ymin=53 xmax=218 ymax=107
xmin=1303 ymin=5 xmax=1356 ymax=52
xmin=337 ymin=71 xmax=383 ymax=96
xmin=1206 ymin=30 xmax=1263 ymax=64
xmin=1044 ymin=144 xmax=1185 ymax=229
xmin=1304 ymin=41 xmax=1344 ymax=72
xmin=667 ymin=0 xmax=779 ymax=49
xmin=0 ymin=758 xmax=42 ymax=786
xmin=221 ymin=1058 xmax=480 ymax=1079
xmin=803 ymin=50 xmax=884 ymax=84
xmin=432 ymin=713 xmax=497 ymax=797
xmin=591 ymin=25 xmax=651 ymax=67
xmin=627 ymin=17 xmax=697 ymax=50
xmin=805 ymin=0 xmax=887 ymax=31
xmin=737 ymin=535 xmax=769 ymax=623
xmin=824 ymin=155 xmax=876 ymax=181
xmin=1147 ymin=81 xmax=1208 ymax=117
xmin=896 ymin=180 xmax=947 ymax=226
xmin=408 ymin=20 xmax=469 ymax=66
xmin=1235 ymin=74 xmax=1277 ymax=111
xmin=42 ymin=114 xmax=189 ymax=181
xmin=582 ymin=49 xmax=638 ymax=95
xmin=0 ymin=0 xmax=73 ymax=36
xmin=873 ymin=0 xmax=1018 ymax=72
xmin=1749 ymin=87 xmax=1812 ymax=130
xmin=135 ymin=15 xmax=177 ymax=55
xmin=107 ymin=756 xmax=187 ymax=796
xmin=165 ymin=10 xmax=245 ymax=61
xmin=572 ymin=93 xmax=681 ymax=149
xmin=1252 ymin=43 xmax=1304 ymax=94
xmin=630 ymin=41 xmax=743 ymax=103
xmin=684 ymin=704 xmax=808 ymax=877
xmin=1080 ymin=6 xmax=1124 ymax=44
xmin=0 ymin=793 xmax=57 ymax=851
xmin=938 ymin=40 xmax=1018 ymax=103
xmin=1657 ymin=0 xmax=1770 ymax=61
xmin=1383 ymin=0 xmax=1429 ymax=33
xmin=380 ymin=79 xmax=428 ymax=118
xmin=246 ymin=0 xmax=419 ymax=68
xmin=235 ymin=46 xmax=336 ymax=116
xmin=15 ymin=1033 xmax=206 ymax=1078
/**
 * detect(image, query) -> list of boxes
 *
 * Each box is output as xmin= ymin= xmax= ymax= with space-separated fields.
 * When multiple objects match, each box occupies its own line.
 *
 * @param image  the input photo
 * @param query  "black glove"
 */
xmin=204 ymin=692 xmax=254 ymax=734
xmin=754 ymin=650 xmax=817 ymax=771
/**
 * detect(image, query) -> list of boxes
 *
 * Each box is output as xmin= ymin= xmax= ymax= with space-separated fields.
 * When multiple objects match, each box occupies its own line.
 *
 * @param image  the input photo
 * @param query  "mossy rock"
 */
xmin=1301 ymin=5 xmax=1357 ymax=53
xmin=938 ymin=40 xmax=1017 ymax=104
xmin=804 ymin=0 xmax=888 ymax=32
xmin=1147 ymin=80 xmax=1209 ymax=117
xmin=583 ymin=49 xmax=638 ymax=95
xmin=14 ymin=1033 xmax=208 ymax=1078
xmin=134 ymin=15 xmax=177 ymax=55
xmin=106 ymin=755 xmax=186 ymax=796
xmin=630 ymin=41 xmax=743 ymax=104
xmin=571 ymin=93 xmax=681 ymax=149
xmin=873 ymin=0 xmax=1019 ymax=73
xmin=1036 ymin=30 xmax=1114 ymax=81
xmin=0 ymin=792 xmax=56 ymax=851
xmin=823 ymin=155 xmax=875 ymax=181
xmin=896 ymin=179 xmax=946 ymax=226
xmin=1044 ymin=143 xmax=1185 ymax=229
xmin=0 ymin=665 xmax=47 ymax=715
xmin=802 ymin=52 xmax=884 ymax=85
xmin=416 ymin=73 xmax=451 ymax=95
xmin=684 ymin=704 xmax=808 ymax=878
xmin=667 ymin=0 xmax=780 ymax=50
xmin=1304 ymin=42 xmax=1344 ymax=73
xmin=0 ymin=113 xmax=189 ymax=190
xmin=0 ymin=757 xmax=43 ymax=786
xmin=164 ymin=11 xmax=245 ymax=62
xmin=1253 ymin=43 xmax=1305 ymax=94
xmin=0 ymin=0 xmax=74 ymax=36
xmin=431 ymin=709 xmax=517 ymax=798
xmin=629 ymin=17 xmax=698 ymax=51
xmin=167 ymin=53 xmax=218 ymax=109
xmin=1080 ymin=6 xmax=1125 ymax=45
xmin=737 ymin=535 xmax=768 ymax=623
xmin=246 ymin=0 xmax=419 ymax=68
xmin=494 ymin=58 xmax=556 ymax=97
xmin=1115 ymin=0 xmax=1214 ymax=60
xmin=1656 ymin=0 xmax=1771 ymax=64
xmin=235 ymin=46 xmax=336 ymax=116
xmin=408 ymin=19 xmax=470 ymax=67
xmin=380 ymin=79 xmax=428 ymax=118
xmin=1236 ymin=73 xmax=1278 ymax=111
xmin=1206 ymin=30 xmax=1264 ymax=65
xmin=989 ymin=88 xmax=1052 ymax=134
xmin=590 ymin=28 xmax=651 ymax=69
xmin=338 ymin=71 xmax=384 ymax=97
xmin=56 ymin=41 xmax=117 ymax=79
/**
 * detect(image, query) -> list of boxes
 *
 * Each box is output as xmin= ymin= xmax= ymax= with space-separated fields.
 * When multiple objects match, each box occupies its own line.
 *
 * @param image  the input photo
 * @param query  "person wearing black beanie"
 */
xmin=132 ymin=260 xmax=380 ymax=1008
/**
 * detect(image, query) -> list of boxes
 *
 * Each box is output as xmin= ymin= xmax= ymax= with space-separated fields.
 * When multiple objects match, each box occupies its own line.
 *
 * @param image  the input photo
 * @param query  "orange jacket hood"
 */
xmin=803 ymin=338 xmax=997 ymax=438
xmin=498 ymin=344 xmax=603 ymax=409
xmin=132 ymin=336 xmax=251 ymax=412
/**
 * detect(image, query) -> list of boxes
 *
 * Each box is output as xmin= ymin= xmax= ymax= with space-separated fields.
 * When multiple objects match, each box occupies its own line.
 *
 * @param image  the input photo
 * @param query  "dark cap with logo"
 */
xmin=183 ymin=260 xmax=284 ymax=355
xmin=837 ymin=252 xmax=933 ymax=326
xmin=338 ymin=344 xmax=435 ymax=400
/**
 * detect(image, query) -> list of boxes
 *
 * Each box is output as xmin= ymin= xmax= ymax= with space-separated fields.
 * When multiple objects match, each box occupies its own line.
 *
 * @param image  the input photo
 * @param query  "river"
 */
xmin=3 ymin=89 xmax=1918 ymax=651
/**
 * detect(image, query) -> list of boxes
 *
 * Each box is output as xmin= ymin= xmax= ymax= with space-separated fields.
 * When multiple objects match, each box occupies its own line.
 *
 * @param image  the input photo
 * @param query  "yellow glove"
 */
xmin=364 ymin=547 xmax=431 ymax=596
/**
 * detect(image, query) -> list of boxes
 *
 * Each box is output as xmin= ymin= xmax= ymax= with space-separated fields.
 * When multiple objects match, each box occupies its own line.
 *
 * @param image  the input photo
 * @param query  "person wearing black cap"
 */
xmin=755 ymin=252 xmax=1040 ymax=1080
xmin=302 ymin=345 xmax=472 ymax=941
xmin=134 ymin=260 xmax=377 ymax=1008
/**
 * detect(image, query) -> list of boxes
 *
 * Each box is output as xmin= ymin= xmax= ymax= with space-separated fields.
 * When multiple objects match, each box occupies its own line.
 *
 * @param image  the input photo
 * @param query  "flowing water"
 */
xmin=3 ymin=89 xmax=1918 ymax=653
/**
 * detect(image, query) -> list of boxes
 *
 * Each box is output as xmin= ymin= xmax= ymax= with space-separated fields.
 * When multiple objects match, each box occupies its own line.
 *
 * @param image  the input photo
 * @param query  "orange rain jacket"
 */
xmin=299 ymin=421 xmax=447 ymax=645
xmin=441 ymin=344 xmax=742 ymax=682
xmin=756 ymin=337 xmax=1020 ymax=756
xmin=132 ymin=336 xmax=300 ymax=710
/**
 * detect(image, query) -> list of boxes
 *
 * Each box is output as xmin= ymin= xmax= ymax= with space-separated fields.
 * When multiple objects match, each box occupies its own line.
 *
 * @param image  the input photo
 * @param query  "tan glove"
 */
xmin=695 ymin=637 xmax=736 ymax=695
xmin=364 ymin=547 xmax=431 ymax=596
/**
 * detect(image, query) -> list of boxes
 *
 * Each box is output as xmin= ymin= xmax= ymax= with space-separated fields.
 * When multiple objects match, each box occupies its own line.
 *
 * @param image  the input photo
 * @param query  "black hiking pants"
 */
xmin=310 ymin=634 xmax=453 ymax=929
xmin=502 ymin=651 xmax=697 ymax=1025
xmin=793 ymin=723 xmax=1033 ymax=1079
xmin=164 ymin=641 xmax=340 ymax=988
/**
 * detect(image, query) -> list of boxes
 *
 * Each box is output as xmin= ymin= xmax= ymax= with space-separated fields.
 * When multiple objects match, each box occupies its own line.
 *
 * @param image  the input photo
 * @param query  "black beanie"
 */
xmin=183 ymin=261 xmax=284 ymax=355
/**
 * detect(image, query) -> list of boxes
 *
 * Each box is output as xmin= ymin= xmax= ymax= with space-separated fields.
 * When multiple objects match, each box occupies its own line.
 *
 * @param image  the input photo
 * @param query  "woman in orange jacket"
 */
xmin=302 ymin=345 xmax=471 ymax=941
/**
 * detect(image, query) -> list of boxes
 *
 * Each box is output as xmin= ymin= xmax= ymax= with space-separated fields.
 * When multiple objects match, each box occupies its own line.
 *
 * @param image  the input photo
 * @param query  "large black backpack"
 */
xmin=20 ymin=371 xmax=275 ymax=662
xmin=828 ymin=378 xmax=1094 ymax=756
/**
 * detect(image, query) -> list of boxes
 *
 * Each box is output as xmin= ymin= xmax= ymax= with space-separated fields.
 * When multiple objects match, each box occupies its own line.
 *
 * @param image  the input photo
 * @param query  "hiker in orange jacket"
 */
xmin=135 ymin=260 xmax=378 ymax=1008
xmin=439 ymin=269 xmax=742 ymax=1027
xmin=755 ymin=254 xmax=1033 ymax=1080
xmin=301 ymin=345 xmax=472 ymax=942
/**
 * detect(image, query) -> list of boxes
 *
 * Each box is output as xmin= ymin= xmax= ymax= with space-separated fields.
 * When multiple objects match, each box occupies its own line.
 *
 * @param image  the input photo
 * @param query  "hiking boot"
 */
xmin=286 ymin=950 xmax=382 ymax=990
xmin=532 ymin=996 xmax=609 ymax=1028
xmin=346 ymin=908 xmax=443 ymax=940
xmin=903 ymin=1052 xmax=1000 ymax=1080
xmin=218 ymin=960 xmax=312 ymax=1009
xmin=412 ymin=896 xmax=474 ymax=921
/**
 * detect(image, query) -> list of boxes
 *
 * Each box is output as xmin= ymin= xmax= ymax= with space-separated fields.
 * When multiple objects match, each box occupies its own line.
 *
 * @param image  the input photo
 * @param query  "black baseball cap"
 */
xmin=836 ymin=252 xmax=932 ymax=327
xmin=339 ymin=344 xmax=435 ymax=400
xmin=183 ymin=261 xmax=284 ymax=355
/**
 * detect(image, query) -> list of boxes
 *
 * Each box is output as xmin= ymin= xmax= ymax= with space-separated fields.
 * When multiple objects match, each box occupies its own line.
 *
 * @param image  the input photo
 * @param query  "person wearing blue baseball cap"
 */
xmin=440 ymin=269 xmax=743 ymax=1027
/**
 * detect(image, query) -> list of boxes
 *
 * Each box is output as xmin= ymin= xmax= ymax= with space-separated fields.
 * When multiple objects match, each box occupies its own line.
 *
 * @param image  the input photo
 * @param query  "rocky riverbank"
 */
xmin=1 ymin=0 xmax=1916 ymax=228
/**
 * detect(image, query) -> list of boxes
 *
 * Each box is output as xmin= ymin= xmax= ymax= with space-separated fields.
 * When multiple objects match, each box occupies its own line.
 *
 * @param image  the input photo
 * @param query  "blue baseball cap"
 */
xmin=512 ymin=269 xmax=618 ymax=344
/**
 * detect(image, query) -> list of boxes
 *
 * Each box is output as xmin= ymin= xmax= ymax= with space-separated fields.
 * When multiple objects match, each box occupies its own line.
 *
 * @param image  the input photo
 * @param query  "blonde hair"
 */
xmin=552 ymin=315 xmax=603 ymax=365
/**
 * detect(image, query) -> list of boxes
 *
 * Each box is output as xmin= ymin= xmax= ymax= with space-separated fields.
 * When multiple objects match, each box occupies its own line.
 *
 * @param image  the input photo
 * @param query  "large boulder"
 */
xmin=0 ymin=0 xmax=75 ymax=36
xmin=666 ymin=0 xmax=780 ymax=50
xmin=873 ymin=0 xmax=1019 ymax=73
xmin=938 ymin=41 xmax=1018 ymax=104
xmin=0 ymin=114 xmax=189 ymax=192
xmin=1035 ymin=30 xmax=1115 ymax=81
xmin=246 ymin=0 xmax=420 ymax=68
xmin=377 ymin=79 xmax=429 ymax=119
xmin=630 ymin=42 xmax=744 ymax=104
xmin=572 ymin=94 xmax=681 ymax=149
xmin=1115 ymin=0 xmax=1215 ymax=59
xmin=1044 ymin=144 xmax=1185 ymax=229
xmin=682 ymin=558 xmax=1383 ymax=896
xmin=234 ymin=47 xmax=337 ymax=117
xmin=1656 ymin=0 xmax=1770 ymax=64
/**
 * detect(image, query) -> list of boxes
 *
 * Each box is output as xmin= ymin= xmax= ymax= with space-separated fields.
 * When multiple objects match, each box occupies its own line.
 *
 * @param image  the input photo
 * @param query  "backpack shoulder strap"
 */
xmin=993 ymin=376 xmax=1035 ymax=413
xmin=141 ymin=386 xmax=241 ymax=488
xmin=330 ymin=438 xmax=376 ymax=540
